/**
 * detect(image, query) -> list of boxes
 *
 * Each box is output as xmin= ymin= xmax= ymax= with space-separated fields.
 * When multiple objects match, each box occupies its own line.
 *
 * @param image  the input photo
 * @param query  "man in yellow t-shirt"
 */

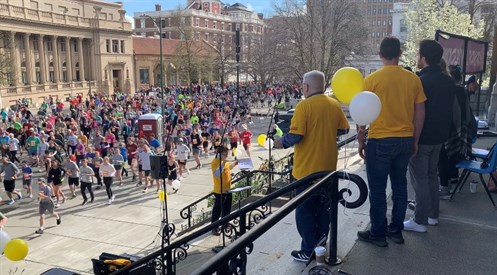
xmin=274 ymin=70 xmax=349 ymax=262
xmin=357 ymin=37 xmax=426 ymax=247
xmin=210 ymin=146 xmax=238 ymax=235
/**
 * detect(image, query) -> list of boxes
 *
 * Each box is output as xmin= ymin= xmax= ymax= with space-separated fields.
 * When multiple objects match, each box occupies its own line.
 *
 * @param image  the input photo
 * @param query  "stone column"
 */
xmin=24 ymin=33 xmax=32 ymax=85
xmin=38 ymin=34 xmax=46 ymax=84
xmin=52 ymin=36 xmax=60 ymax=83
xmin=78 ymin=38 xmax=85 ymax=81
xmin=65 ymin=36 xmax=73 ymax=82
xmin=148 ymin=66 xmax=153 ymax=86
xmin=9 ymin=31 xmax=19 ymax=85
xmin=89 ymin=39 xmax=95 ymax=82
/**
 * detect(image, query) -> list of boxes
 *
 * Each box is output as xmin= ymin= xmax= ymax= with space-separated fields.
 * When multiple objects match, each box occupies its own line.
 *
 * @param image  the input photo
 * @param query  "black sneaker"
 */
xmin=132 ymin=174 xmax=136 ymax=181
xmin=408 ymin=201 xmax=416 ymax=211
xmin=56 ymin=215 xmax=62 ymax=225
xmin=82 ymin=199 xmax=88 ymax=206
xmin=357 ymin=230 xmax=388 ymax=247
xmin=96 ymin=186 xmax=102 ymax=190
xmin=35 ymin=228 xmax=44 ymax=234
xmin=291 ymin=250 xmax=310 ymax=262
xmin=386 ymin=227 xmax=405 ymax=244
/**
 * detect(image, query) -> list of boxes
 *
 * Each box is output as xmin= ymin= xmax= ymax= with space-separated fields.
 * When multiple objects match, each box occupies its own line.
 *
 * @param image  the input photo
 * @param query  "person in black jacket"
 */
xmin=405 ymin=40 xmax=456 ymax=233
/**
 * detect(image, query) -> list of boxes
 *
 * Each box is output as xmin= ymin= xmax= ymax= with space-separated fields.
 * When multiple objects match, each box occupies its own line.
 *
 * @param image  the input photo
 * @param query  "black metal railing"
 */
xmin=178 ymin=153 xmax=293 ymax=235
xmin=191 ymin=170 xmax=367 ymax=274
xmin=113 ymin=172 xmax=367 ymax=274
xmin=112 ymin=133 xmax=363 ymax=275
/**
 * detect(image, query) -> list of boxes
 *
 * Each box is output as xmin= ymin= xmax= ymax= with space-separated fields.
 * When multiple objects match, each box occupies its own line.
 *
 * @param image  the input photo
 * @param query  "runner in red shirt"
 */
xmin=239 ymin=124 xmax=253 ymax=157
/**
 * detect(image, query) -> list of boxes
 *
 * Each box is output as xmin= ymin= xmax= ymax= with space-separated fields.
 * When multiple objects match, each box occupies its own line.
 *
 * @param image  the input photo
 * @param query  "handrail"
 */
xmin=192 ymin=171 xmax=367 ymax=274
xmin=112 ymin=133 xmax=362 ymax=274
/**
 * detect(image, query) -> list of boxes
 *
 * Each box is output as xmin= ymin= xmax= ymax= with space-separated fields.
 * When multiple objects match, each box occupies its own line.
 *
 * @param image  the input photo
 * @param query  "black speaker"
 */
xmin=150 ymin=155 xmax=168 ymax=180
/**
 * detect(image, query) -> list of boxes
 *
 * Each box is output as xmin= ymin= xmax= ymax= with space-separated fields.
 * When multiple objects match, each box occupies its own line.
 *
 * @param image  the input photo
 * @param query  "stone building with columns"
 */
xmin=0 ymin=0 xmax=135 ymax=108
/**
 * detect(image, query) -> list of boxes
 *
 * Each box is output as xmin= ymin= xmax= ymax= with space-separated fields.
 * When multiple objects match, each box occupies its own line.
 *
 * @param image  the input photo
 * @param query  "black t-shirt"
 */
xmin=191 ymin=134 xmax=201 ymax=149
xmin=201 ymin=132 xmax=210 ymax=144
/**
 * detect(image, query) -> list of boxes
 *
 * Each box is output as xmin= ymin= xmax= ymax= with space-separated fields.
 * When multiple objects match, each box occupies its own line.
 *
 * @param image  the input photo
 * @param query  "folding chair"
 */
xmin=450 ymin=143 xmax=497 ymax=207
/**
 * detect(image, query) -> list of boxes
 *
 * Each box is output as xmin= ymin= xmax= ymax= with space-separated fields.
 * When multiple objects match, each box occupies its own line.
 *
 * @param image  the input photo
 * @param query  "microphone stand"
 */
xmin=264 ymin=95 xmax=282 ymax=214
xmin=213 ymin=30 xmax=241 ymax=254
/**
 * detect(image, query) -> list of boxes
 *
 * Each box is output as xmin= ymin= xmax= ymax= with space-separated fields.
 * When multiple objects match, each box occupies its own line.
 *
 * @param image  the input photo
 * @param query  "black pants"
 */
xmin=121 ymin=166 xmax=128 ymax=176
xmin=103 ymin=177 xmax=113 ymax=199
xmin=9 ymin=150 xmax=20 ymax=163
xmin=211 ymin=193 xmax=232 ymax=224
xmin=81 ymin=181 xmax=94 ymax=201
xmin=438 ymin=146 xmax=460 ymax=187
xmin=92 ymin=167 xmax=102 ymax=186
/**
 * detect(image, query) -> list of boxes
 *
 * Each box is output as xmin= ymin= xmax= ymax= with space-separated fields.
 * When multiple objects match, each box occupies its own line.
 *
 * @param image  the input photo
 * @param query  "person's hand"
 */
xmin=358 ymin=142 xmax=366 ymax=159
xmin=273 ymin=137 xmax=283 ymax=149
xmin=412 ymin=143 xmax=418 ymax=158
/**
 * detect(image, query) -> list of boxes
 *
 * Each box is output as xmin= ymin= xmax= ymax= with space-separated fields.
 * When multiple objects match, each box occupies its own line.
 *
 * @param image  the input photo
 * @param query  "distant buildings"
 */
xmin=0 ymin=0 xmax=134 ymax=108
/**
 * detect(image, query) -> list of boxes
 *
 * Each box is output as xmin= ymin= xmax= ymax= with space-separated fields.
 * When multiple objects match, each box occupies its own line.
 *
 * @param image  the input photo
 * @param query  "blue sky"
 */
xmin=121 ymin=0 xmax=278 ymax=17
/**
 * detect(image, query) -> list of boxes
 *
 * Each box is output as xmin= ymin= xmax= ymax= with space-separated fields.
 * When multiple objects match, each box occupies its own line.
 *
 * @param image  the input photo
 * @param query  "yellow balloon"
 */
xmin=158 ymin=190 xmax=165 ymax=202
xmin=4 ymin=239 xmax=28 ymax=261
xmin=331 ymin=67 xmax=364 ymax=105
xmin=257 ymin=134 xmax=267 ymax=147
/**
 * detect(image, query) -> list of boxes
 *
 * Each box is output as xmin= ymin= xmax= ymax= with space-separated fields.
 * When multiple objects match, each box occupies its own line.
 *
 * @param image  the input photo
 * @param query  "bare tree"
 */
xmin=170 ymin=9 xmax=206 ymax=87
xmin=273 ymin=0 xmax=368 ymax=86
xmin=0 ymin=31 xmax=15 ymax=86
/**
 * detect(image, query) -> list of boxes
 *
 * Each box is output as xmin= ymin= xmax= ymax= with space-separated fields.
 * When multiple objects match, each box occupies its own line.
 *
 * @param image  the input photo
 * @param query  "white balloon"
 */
xmin=349 ymin=91 xmax=382 ymax=126
xmin=172 ymin=180 xmax=181 ymax=189
xmin=0 ymin=230 xmax=11 ymax=253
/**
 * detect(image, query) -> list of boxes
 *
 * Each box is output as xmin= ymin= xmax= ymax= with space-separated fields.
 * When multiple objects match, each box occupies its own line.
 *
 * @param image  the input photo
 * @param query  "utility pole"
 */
xmin=141 ymin=15 xmax=165 ymax=117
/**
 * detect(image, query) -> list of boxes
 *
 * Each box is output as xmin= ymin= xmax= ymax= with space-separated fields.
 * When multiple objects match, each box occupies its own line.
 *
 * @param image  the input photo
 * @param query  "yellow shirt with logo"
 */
xmin=289 ymin=94 xmax=349 ymax=180
xmin=364 ymin=65 xmax=426 ymax=139
xmin=211 ymin=158 xmax=232 ymax=194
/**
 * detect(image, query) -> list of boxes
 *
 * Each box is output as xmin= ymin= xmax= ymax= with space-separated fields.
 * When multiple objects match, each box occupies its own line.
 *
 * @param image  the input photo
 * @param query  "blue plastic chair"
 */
xmin=450 ymin=143 xmax=497 ymax=207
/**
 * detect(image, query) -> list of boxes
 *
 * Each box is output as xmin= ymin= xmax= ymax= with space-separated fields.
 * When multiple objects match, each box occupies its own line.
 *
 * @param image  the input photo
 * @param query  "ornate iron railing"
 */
xmin=191 ymin=171 xmax=367 ymax=274
xmin=112 ymin=170 xmax=367 ymax=275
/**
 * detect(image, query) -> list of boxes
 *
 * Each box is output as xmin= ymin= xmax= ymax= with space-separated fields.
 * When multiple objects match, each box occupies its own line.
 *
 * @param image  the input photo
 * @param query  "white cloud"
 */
xmin=125 ymin=14 xmax=135 ymax=29
xmin=246 ymin=3 xmax=255 ymax=11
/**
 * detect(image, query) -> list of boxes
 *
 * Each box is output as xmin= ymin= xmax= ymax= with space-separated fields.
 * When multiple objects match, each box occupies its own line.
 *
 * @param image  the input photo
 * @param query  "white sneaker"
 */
xmin=428 ymin=218 xmax=439 ymax=226
xmin=107 ymin=199 xmax=112 ymax=205
xmin=403 ymin=218 xmax=427 ymax=232
xmin=111 ymin=195 xmax=115 ymax=202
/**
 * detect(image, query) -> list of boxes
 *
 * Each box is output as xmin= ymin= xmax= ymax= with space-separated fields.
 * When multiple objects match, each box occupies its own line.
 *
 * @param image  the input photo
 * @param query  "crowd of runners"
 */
xmin=0 ymin=83 xmax=301 ymax=233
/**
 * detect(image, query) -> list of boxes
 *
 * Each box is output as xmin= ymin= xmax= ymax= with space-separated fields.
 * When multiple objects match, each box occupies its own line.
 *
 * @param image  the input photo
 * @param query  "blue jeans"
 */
xmin=295 ymin=184 xmax=330 ymax=256
xmin=366 ymin=137 xmax=413 ymax=237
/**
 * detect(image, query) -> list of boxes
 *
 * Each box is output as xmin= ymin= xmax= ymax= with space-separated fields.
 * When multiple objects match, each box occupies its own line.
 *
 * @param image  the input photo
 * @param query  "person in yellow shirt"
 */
xmin=210 ymin=146 xmax=238 ymax=235
xmin=357 ymin=37 xmax=426 ymax=247
xmin=274 ymin=70 xmax=349 ymax=262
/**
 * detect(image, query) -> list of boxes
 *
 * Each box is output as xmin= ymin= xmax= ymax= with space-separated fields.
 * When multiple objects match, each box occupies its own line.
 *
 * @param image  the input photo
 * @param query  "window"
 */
xmin=49 ymin=71 xmax=55 ymax=82
xmin=139 ymin=69 xmax=149 ymax=84
xmin=120 ymin=40 xmax=125 ymax=53
xmin=213 ymin=21 xmax=217 ymax=29
xmin=194 ymin=32 xmax=200 ymax=40
xmin=112 ymin=40 xmax=119 ymax=53
xmin=32 ymin=39 xmax=38 ymax=50
xmin=205 ymin=19 xmax=208 ymax=28
xmin=221 ymin=22 xmax=224 ymax=30
xmin=236 ymin=24 xmax=240 ymax=30
xmin=60 ymin=41 xmax=65 ymax=52
xmin=36 ymin=71 xmax=41 ymax=83
xmin=47 ymin=40 xmax=52 ymax=51
xmin=195 ymin=18 xmax=200 ymax=27
xmin=180 ymin=33 xmax=185 ymax=40
xmin=383 ymin=8 xmax=387 ymax=14
xmin=205 ymin=33 xmax=209 ymax=41
xmin=62 ymin=71 xmax=68 ymax=82
xmin=73 ymin=41 xmax=78 ymax=52
xmin=21 ymin=71 xmax=27 ymax=84
xmin=161 ymin=19 xmax=166 ymax=28
xmin=106 ymin=39 xmax=110 ymax=53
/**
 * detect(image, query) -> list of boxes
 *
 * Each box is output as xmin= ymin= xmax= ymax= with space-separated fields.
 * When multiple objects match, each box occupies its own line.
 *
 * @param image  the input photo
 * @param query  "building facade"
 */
xmin=0 ymin=0 xmax=134 ymax=108
xmin=133 ymin=1 xmax=265 ymax=67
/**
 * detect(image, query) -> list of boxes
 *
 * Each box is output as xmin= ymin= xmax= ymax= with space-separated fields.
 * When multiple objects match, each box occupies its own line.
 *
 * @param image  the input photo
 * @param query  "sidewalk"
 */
xmin=0 ymin=144 xmax=293 ymax=274
xmin=338 ymin=136 xmax=497 ymax=275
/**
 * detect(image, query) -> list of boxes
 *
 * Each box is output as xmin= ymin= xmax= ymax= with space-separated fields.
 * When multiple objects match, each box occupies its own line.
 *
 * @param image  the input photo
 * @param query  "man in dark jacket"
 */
xmin=404 ymin=40 xmax=455 ymax=233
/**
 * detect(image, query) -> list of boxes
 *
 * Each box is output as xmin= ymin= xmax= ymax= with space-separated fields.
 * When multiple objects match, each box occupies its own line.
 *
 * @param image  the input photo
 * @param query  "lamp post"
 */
xmin=141 ymin=14 xmax=164 ymax=117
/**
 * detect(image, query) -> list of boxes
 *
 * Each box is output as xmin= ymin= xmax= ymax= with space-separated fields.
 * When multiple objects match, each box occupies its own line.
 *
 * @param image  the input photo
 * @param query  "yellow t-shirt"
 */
xmin=289 ymin=94 xmax=350 ymax=180
xmin=364 ymin=65 xmax=426 ymax=139
xmin=211 ymin=158 xmax=232 ymax=194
